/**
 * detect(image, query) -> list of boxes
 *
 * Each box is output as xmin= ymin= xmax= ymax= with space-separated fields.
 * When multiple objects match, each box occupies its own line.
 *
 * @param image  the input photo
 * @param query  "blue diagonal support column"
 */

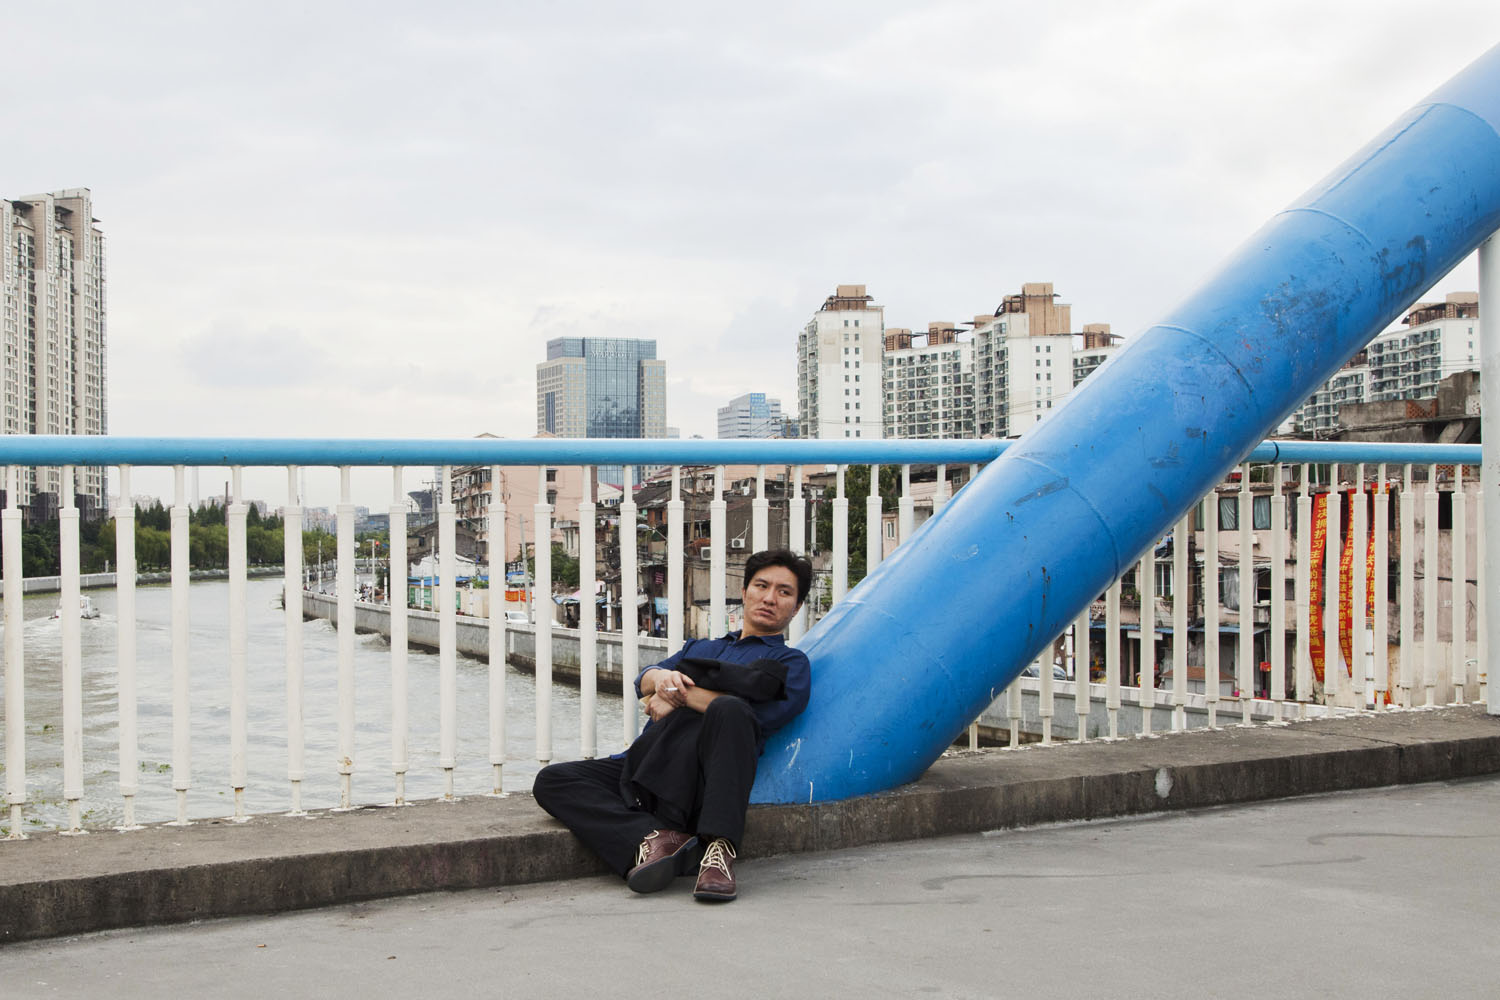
xmin=754 ymin=43 xmax=1500 ymax=804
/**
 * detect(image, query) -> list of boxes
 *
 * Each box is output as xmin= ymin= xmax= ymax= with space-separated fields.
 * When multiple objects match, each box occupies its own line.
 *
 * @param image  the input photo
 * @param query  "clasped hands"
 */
xmin=644 ymin=667 xmax=694 ymax=722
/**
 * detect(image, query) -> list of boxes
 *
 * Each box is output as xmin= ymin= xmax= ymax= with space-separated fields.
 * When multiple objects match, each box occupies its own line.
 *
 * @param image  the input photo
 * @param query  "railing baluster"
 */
xmin=667 ymin=466 xmax=683 ymax=650
xmin=1074 ymin=610 xmax=1091 ymax=741
xmin=711 ymin=466 xmax=727 ymax=632
xmin=115 ymin=465 xmax=140 ymax=829
xmin=1351 ymin=464 xmax=1369 ymax=708
xmin=1269 ymin=466 xmax=1287 ymax=722
xmin=1039 ymin=627 xmax=1055 ymax=745
xmin=1172 ymin=511 xmax=1189 ymax=731
xmin=1399 ymin=464 xmax=1416 ymax=707
xmin=576 ymin=467 xmax=594 ymax=761
xmin=438 ymin=466 xmax=458 ymax=795
xmin=3 ymin=466 xmax=24 ymax=838
xmin=1007 ymin=667 xmax=1022 ymax=747
xmin=389 ymin=467 xmax=408 ymax=805
xmin=284 ymin=467 xmax=305 ymax=814
xmin=934 ymin=464 xmax=949 ymax=515
xmin=1323 ymin=468 xmax=1343 ymax=706
xmin=1205 ymin=492 xmax=1221 ymax=728
xmin=1138 ymin=547 xmax=1155 ymax=737
xmin=619 ymin=465 xmax=637 ymax=746
xmin=1422 ymin=465 xmax=1439 ymax=706
xmin=170 ymin=465 xmax=191 ymax=825
xmin=1372 ymin=465 xmax=1390 ymax=708
xmin=865 ymin=463 xmax=881 ymax=576
xmin=1477 ymin=476 xmax=1488 ymax=705
xmin=1451 ymin=465 xmax=1468 ymax=702
xmin=1295 ymin=466 xmax=1313 ymax=718
xmin=1237 ymin=463 xmax=1252 ymax=725
xmin=537 ymin=467 xmax=555 ymax=758
xmin=831 ymin=466 xmax=847 ymax=604
xmin=1200 ymin=491 xmax=1224 ymax=728
xmin=1105 ymin=578 xmax=1120 ymax=739
xmin=753 ymin=464 xmax=768 ymax=552
xmin=788 ymin=466 xmax=807 ymax=642
xmin=898 ymin=465 xmax=913 ymax=543
xmin=336 ymin=466 xmax=356 ymax=808
xmin=59 ymin=467 xmax=84 ymax=834
xmin=227 ymin=467 xmax=249 ymax=821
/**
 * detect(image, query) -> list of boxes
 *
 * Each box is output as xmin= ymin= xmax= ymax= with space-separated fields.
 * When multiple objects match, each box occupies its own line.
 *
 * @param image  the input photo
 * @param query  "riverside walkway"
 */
xmin=6 ymin=776 xmax=1498 ymax=999
xmin=3 ymin=706 xmax=1498 ymax=962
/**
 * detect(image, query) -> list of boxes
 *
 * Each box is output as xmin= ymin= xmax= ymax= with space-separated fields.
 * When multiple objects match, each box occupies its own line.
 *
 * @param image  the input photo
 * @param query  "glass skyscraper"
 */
xmin=537 ymin=337 xmax=666 ymax=485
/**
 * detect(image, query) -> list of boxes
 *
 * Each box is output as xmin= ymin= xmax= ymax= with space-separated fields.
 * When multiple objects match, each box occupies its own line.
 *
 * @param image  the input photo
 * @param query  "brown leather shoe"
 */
xmin=626 ymin=830 xmax=698 ymax=894
xmin=693 ymin=837 xmax=738 ymax=902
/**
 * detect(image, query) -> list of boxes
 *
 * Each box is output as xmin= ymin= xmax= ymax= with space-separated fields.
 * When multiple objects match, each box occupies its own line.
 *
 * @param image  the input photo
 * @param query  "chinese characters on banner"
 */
xmin=1308 ymin=489 xmax=1380 ymax=690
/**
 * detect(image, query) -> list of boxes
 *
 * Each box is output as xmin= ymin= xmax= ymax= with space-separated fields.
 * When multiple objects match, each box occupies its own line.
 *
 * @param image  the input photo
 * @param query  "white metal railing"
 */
xmin=0 ymin=438 xmax=1487 ymax=836
xmin=988 ymin=456 xmax=1488 ymax=747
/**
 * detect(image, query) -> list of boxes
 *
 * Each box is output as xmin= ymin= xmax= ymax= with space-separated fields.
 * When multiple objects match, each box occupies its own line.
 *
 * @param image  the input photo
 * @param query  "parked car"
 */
xmin=505 ymin=610 xmax=531 ymax=626
xmin=1019 ymin=662 xmax=1069 ymax=681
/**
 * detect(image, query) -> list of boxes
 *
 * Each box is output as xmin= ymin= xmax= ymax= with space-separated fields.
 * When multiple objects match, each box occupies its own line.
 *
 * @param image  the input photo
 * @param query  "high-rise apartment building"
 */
xmin=717 ymin=392 xmax=783 ymax=439
xmin=797 ymin=284 xmax=884 ymax=440
xmin=536 ymin=337 xmax=666 ymax=484
xmin=1295 ymin=292 xmax=1479 ymax=435
xmin=973 ymin=282 xmax=1073 ymax=438
xmin=1 ymin=188 xmax=107 ymax=514
xmin=883 ymin=323 xmax=975 ymax=439
xmin=1072 ymin=323 xmax=1122 ymax=385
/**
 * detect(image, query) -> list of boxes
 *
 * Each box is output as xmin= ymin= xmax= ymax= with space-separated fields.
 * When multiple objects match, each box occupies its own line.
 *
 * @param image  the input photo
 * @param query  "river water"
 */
xmin=0 ymin=578 xmax=625 ymax=833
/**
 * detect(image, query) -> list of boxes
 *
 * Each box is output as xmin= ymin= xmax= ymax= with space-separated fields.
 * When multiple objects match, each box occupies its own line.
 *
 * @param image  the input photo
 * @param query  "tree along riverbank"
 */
xmin=7 ymin=566 xmax=291 ymax=595
xmin=0 ymin=499 xmax=376 ymax=578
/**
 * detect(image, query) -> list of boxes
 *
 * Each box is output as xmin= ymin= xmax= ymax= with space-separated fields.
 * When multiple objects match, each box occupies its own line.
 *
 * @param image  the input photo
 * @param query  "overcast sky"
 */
xmin=9 ymin=2 xmax=1500 ymax=507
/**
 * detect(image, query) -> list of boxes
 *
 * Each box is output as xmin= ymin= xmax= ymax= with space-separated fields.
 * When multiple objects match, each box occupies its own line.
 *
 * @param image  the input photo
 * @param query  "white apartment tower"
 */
xmin=973 ymin=283 xmax=1073 ymax=438
xmin=1294 ymin=292 xmax=1479 ymax=434
xmin=797 ymin=285 xmax=884 ymax=439
xmin=1 ymin=189 xmax=107 ymax=512
xmin=1072 ymin=323 xmax=1122 ymax=385
xmin=882 ymin=323 xmax=975 ymax=439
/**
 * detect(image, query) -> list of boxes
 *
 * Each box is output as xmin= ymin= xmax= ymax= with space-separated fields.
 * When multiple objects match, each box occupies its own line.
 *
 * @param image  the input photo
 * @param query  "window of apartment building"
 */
xmin=1217 ymin=494 xmax=1274 ymax=530
xmin=1217 ymin=496 xmax=1238 ymax=530
xmin=1155 ymin=561 xmax=1172 ymax=597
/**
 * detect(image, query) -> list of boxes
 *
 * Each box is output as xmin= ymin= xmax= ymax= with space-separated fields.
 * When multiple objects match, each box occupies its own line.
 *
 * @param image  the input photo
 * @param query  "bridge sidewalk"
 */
xmin=3 ymin=704 xmax=1498 ymax=944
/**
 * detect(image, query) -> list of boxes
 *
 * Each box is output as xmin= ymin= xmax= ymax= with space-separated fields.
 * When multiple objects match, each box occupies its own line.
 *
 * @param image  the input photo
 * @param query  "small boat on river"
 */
xmin=50 ymin=596 xmax=101 ymax=620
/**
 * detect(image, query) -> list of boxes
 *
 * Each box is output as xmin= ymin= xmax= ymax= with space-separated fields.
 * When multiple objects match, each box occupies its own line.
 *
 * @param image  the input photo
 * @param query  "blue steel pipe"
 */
xmin=754 ymin=43 xmax=1500 ymax=804
xmin=0 ymin=435 xmax=1478 ymax=468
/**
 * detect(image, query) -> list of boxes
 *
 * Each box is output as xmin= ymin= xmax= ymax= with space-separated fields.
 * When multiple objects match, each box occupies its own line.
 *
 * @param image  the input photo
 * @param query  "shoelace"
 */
xmin=699 ymin=838 xmax=736 ymax=876
xmin=636 ymin=830 xmax=664 ymax=868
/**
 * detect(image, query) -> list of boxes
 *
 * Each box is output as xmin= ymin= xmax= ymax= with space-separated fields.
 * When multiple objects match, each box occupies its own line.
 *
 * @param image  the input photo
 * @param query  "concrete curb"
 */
xmin=3 ymin=705 xmax=1497 ymax=943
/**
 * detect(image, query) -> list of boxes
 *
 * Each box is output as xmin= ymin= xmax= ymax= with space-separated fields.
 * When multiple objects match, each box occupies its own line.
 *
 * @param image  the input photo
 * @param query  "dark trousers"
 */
xmin=533 ymin=696 xmax=761 ymax=877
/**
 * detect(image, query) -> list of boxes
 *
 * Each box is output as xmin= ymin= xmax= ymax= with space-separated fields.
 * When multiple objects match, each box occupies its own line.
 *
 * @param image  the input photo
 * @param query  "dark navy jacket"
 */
xmin=633 ymin=631 xmax=812 ymax=740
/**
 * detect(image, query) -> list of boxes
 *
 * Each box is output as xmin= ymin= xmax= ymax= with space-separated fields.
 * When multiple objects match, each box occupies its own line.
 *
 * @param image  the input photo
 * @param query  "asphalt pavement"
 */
xmin=5 ymin=773 xmax=1498 ymax=999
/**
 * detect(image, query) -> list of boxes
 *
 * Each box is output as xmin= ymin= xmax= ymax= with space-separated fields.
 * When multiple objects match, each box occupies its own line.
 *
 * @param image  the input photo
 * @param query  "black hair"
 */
xmin=742 ymin=549 xmax=814 ymax=606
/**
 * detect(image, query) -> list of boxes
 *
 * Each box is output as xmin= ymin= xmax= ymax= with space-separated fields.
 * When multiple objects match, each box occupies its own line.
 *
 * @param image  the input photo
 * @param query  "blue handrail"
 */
xmin=0 ymin=435 xmax=1480 ymax=468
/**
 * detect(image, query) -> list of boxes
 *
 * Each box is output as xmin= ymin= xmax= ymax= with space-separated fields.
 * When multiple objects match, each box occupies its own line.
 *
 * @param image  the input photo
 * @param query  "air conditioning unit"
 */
xmin=730 ymin=538 xmax=746 ymax=550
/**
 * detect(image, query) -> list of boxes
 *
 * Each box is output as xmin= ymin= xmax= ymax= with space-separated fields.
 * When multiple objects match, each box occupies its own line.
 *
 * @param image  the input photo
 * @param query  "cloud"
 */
xmin=11 ymin=0 xmax=1500 ymax=506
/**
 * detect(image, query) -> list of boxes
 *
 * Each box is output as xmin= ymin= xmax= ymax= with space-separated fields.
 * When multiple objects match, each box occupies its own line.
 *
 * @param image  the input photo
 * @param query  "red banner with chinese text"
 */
xmin=1310 ymin=494 xmax=1327 ymax=683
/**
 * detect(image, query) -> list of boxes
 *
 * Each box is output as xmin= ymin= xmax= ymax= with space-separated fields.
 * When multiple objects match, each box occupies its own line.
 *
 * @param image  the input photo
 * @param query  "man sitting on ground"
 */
xmin=533 ymin=548 xmax=813 ymax=902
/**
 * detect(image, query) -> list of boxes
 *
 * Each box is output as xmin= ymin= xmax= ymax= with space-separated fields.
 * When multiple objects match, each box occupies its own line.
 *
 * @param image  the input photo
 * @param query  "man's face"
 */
xmin=740 ymin=564 xmax=801 ymax=637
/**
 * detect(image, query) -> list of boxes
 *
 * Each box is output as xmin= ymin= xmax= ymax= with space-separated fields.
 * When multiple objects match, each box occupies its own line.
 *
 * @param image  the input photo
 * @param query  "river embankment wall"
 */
xmin=301 ymin=591 xmax=671 ymax=694
xmin=9 ymin=566 xmax=287 ymax=595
